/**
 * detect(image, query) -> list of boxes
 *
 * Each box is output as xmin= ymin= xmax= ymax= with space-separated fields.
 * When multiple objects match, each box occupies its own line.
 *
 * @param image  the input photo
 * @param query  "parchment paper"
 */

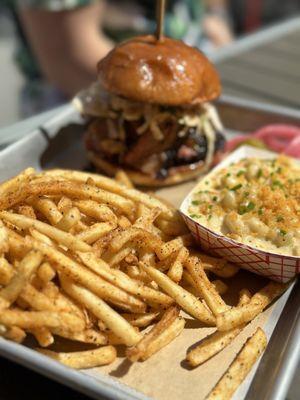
xmin=82 ymin=180 xmax=276 ymax=400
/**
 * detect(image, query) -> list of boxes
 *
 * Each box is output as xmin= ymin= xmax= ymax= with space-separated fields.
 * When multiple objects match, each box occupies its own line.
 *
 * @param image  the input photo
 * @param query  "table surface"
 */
xmin=1 ymin=16 xmax=300 ymax=400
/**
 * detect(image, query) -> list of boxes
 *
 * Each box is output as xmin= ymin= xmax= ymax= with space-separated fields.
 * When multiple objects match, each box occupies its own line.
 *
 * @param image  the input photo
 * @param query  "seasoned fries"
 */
xmin=185 ymin=256 xmax=228 ymax=316
xmin=38 ymin=346 xmax=117 ymax=369
xmin=60 ymin=276 xmax=142 ymax=346
xmin=207 ymin=328 xmax=267 ymax=399
xmin=0 ymin=168 xmax=288 ymax=397
xmin=0 ymin=250 xmax=43 ymax=309
xmin=127 ymin=306 xmax=180 ymax=361
xmin=140 ymin=262 xmax=215 ymax=325
xmin=217 ymin=282 xmax=287 ymax=331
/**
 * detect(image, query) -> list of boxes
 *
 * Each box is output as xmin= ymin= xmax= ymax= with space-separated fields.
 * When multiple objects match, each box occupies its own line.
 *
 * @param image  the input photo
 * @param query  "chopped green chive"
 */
xmin=279 ymin=229 xmax=287 ymax=236
xmin=189 ymin=214 xmax=199 ymax=219
xmin=208 ymin=205 xmax=213 ymax=209
xmin=237 ymin=170 xmax=245 ymax=177
xmin=230 ymin=183 xmax=242 ymax=191
xmin=247 ymin=201 xmax=255 ymax=211
xmin=272 ymin=180 xmax=283 ymax=189
xmin=191 ymin=200 xmax=200 ymax=206
xmin=208 ymin=215 xmax=212 ymax=220
xmin=257 ymin=168 xmax=263 ymax=178
xmin=238 ymin=201 xmax=255 ymax=215
xmin=213 ymin=196 xmax=218 ymax=202
xmin=258 ymin=208 xmax=263 ymax=215
xmin=277 ymin=216 xmax=284 ymax=222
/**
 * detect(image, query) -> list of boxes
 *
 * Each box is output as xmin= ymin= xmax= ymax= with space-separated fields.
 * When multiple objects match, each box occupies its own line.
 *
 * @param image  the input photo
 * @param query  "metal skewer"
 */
xmin=155 ymin=0 xmax=166 ymax=41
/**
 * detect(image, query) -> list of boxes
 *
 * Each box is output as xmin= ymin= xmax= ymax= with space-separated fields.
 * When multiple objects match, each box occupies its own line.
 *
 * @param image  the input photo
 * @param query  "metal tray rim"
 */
xmin=0 ymin=97 xmax=299 ymax=400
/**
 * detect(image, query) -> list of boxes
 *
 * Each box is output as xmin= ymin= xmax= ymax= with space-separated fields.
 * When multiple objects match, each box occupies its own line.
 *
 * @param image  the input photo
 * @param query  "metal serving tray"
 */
xmin=0 ymin=95 xmax=299 ymax=400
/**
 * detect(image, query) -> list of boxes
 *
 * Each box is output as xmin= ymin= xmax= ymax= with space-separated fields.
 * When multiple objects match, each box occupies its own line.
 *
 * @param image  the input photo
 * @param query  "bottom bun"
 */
xmin=87 ymin=151 xmax=209 ymax=187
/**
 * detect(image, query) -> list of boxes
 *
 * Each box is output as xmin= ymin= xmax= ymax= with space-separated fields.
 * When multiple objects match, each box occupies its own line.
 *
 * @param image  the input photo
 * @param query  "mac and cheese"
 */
xmin=188 ymin=156 xmax=300 ymax=256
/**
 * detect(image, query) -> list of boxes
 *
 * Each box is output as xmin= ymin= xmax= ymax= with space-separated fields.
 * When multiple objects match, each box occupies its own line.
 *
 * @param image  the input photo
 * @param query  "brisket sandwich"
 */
xmin=81 ymin=35 xmax=225 ymax=186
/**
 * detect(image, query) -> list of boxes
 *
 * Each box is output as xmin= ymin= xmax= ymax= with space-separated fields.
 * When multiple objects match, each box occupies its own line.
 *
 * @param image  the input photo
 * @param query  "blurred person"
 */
xmin=229 ymin=0 xmax=300 ymax=34
xmin=4 ymin=0 xmax=233 ymax=117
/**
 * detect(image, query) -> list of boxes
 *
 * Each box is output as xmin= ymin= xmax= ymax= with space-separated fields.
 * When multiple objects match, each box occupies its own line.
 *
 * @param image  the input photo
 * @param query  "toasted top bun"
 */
xmin=97 ymin=35 xmax=221 ymax=106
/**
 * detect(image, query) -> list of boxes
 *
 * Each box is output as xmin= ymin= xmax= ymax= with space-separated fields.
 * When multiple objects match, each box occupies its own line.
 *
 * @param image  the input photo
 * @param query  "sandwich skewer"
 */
xmin=156 ymin=0 xmax=166 ymax=41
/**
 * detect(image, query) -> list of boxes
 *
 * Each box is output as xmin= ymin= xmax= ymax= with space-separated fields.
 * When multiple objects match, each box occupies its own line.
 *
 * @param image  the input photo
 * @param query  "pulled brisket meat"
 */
xmin=85 ymin=116 xmax=224 ymax=178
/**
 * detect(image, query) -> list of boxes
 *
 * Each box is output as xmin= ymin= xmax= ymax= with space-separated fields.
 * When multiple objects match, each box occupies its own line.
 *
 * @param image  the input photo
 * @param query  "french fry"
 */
xmin=0 ymin=220 xmax=9 ymax=254
xmin=97 ymin=320 xmax=107 ymax=331
xmin=77 ymin=222 xmax=116 ymax=244
xmin=38 ymin=346 xmax=116 ymax=369
xmin=134 ymin=207 xmax=161 ymax=229
xmin=109 ymin=227 xmax=144 ymax=252
xmin=185 ymin=257 xmax=228 ymax=316
xmin=0 ymin=250 xmax=43 ymax=309
xmin=29 ymin=228 xmax=54 ymax=246
xmin=0 ymin=310 xmax=85 ymax=332
xmin=43 ymin=169 xmax=174 ymax=217
xmin=55 ymin=207 xmax=81 ymax=232
xmin=0 ymin=212 xmax=91 ymax=252
xmin=52 ymin=328 xmax=108 ymax=345
xmin=0 ymin=167 xmax=287 ymax=388
xmin=126 ymin=306 xmax=179 ymax=362
xmin=115 ymin=170 xmax=134 ymax=189
xmin=28 ymin=180 xmax=134 ymax=216
xmin=57 ymin=196 xmax=73 ymax=214
xmin=139 ymin=263 xmax=215 ymax=325
xmin=30 ymin=197 xmax=62 ymax=225
xmin=20 ymin=284 xmax=56 ymax=311
xmin=122 ymin=312 xmax=159 ymax=327
xmin=31 ymin=327 xmax=54 ymax=347
xmin=73 ymin=200 xmax=117 ymax=224
xmin=217 ymin=282 xmax=287 ymax=331
xmin=141 ymin=317 xmax=185 ymax=361
xmin=182 ymin=274 xmax=229 ymax=305
xmin=41 ymin=281 xmax=60 ymax=299
xmin=167 ymin=247 xmax=188 ymax=283
xmin=198 ymin=254 xmax=239 ymax=278
xmin=103 ymin=246 xmax=134 ymax=266
xmin=0 ymin=168 xmax=35 ymax=196
xmin=60 ymin=277 xmax=142 ymax=346
xmin=78 ymin=252 xmax=173 ymax=307
xmin=7 ymin=228 xmax=30 ymax=259
xmin=31 ymin=240 xmax=146 ymax=312
xmin=0 ymin=257 xmax=14 ymax=285
xmin=37 ymin=262 xmax=56 ymax=284
xmin=207 ymin=328 xmax=267 ymax=400
xmin=117 ymin=215 xmax=132 ymax=229
xmin=238 ymin=289 xmax=252 ymax=307
xmin=187 ymin=326 xmax=243 ymax=368
xmin=1 ymin=325 xmax=26 ymax=343
xmin=155 ymin=217 xmax=188 ymax=237
xmin=17 ymin=205 xmax=36 ymax=219
xmin=154 ymin=235 xmax=193 ymax=260
xmin=212 ymin=280 xmax=228 ymax=296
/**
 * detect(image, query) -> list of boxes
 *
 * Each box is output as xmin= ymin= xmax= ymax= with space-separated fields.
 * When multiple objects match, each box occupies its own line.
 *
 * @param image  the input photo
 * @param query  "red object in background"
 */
xmin=226 ymin=124 xmax=300 ymax=158
xmin=245 ymin=0 xmax=263 ymax=32
xmin=254 ymin=124 xmax=300 ymax=153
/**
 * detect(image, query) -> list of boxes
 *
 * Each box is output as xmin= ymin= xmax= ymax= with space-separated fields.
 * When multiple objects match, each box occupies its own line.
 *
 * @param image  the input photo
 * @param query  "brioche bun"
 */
xmin=97 ymin=35 xmax=221 ymax=106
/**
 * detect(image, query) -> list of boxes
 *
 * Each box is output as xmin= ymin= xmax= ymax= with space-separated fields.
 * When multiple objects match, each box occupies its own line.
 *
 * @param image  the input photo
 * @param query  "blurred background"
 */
xmin=1 ymin=0 xmax=300 ymax=128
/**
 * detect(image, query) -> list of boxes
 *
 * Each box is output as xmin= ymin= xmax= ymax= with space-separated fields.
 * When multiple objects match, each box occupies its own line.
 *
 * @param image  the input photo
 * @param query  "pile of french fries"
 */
xmin=0 ymin=167 xmax=288 ymax=398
